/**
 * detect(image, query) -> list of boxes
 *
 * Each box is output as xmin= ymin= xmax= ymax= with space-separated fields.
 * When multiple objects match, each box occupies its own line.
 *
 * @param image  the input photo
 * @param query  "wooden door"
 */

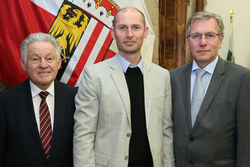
xmin=159 ymin=0 xmax=205 ymax=70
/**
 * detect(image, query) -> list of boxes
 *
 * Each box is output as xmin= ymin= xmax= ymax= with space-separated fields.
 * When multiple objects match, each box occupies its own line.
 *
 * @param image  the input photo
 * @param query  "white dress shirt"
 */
xmin=30 ymin=80 xmax=55 ymax=133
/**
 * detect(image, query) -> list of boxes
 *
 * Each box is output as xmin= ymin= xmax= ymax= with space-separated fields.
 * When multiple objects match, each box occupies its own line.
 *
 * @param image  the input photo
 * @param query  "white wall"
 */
xmin=205 ymin=0 xmax=250 ymax=69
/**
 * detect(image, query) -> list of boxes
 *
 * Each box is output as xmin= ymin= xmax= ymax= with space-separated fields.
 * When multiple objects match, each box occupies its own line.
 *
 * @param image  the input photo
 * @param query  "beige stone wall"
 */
xmin=144 ymin=0 xmax=159 ymax=64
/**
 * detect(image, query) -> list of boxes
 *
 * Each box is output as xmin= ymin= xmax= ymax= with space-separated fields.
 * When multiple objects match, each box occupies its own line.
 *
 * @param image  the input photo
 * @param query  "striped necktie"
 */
xmin=39 ymin=91 xmax=52 ymax=159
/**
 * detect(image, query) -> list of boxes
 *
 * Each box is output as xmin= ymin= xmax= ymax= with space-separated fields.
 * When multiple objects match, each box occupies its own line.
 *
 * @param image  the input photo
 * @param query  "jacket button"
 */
xmin=125 ymin=155 xmax=129 ymax=160
xmin=127 ymin=133 xmax=131 ymax=137
xmin=189 ymin=137 xmax=194 ymax=141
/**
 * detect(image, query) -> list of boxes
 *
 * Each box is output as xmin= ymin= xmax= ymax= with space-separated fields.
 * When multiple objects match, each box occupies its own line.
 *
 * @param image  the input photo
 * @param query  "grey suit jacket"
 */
xmin=170 ymin=57 xmax=250 ymax=167
xmin=73 ymin=55 xmax=174 ymax=167
xmin=0 ymin=80 xmax=77 ymax=167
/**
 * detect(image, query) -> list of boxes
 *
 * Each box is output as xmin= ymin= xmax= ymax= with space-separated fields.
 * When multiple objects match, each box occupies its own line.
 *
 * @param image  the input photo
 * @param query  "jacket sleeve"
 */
xmin=73 ymin=67 xmax=99 ymax=167
xmin=0 ymin=93 xmax=6 ymax=166
xmin=163 ymin=71 xmax=175 ymax=167
xmin=236 ymin=70 xmax=250 ymax=167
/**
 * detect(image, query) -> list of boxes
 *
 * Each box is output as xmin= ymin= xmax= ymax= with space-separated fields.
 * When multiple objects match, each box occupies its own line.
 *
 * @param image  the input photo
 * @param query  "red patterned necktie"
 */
xmin=39 ymin=91 xmax=52 ymax=159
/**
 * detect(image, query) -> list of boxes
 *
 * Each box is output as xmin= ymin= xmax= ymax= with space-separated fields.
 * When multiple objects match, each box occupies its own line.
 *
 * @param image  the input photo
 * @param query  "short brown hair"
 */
xmin=112 ymin=7 xmax=146 ymax=28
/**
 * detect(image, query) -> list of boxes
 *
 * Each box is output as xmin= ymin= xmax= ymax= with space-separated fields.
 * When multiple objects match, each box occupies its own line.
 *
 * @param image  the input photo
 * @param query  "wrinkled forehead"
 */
xmin=189 ymin=18 xmax=219 ymax=32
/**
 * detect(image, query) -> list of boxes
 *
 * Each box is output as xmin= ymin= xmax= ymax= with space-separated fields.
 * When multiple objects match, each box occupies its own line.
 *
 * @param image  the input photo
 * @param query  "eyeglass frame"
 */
xmin=187 ymin=32 xmax=221 ymax=41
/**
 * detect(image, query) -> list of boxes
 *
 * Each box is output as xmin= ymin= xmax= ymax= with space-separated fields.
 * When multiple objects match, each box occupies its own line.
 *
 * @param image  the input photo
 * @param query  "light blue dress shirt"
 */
xmin=117 ymin=53 xmax=143 ymax=74
xmin=190 ymin=56 xmax=218 ymax=102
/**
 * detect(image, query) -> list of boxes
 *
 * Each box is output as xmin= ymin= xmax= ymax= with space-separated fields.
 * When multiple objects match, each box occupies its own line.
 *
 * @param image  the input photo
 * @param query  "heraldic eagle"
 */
xmin=49 ymin=3 xmax=89 ymax=63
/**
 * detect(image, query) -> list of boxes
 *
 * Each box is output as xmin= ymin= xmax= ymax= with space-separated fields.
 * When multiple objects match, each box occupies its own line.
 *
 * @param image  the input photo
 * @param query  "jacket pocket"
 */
xmin=214 ymin=158 xmax=235 ymax=166
xmin=95 ymin=152 xmax=109 ymax=166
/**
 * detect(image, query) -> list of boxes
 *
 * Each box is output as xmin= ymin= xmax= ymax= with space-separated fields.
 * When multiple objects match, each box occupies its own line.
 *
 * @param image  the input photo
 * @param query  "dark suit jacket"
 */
xmin=170 ymin=57 xmax=250 ymax=167
xmin=0 ymin=79 xmax=77 ymax=167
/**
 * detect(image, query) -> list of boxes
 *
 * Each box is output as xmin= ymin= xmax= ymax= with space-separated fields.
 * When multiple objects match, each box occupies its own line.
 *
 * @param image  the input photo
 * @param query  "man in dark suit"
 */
xmin=0 ymin=32 xmax=77 ymax=167
xmin=171 ymin=11 xmax=250 ymax=167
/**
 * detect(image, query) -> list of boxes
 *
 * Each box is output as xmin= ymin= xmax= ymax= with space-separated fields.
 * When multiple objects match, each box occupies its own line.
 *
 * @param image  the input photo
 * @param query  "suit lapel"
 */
xmin=192 ymin=57 xmax=225 ymax=130
xmin=143 ymin=61 xmax=153 ymax=128
xmin=50 ymin=81 xmax=63 ymax=157
xmin=109 ymin=56 xmax=131 ymax=125
xmin=20 ymin=80 xmax=46 ymax=156
xmin=182 ymin=63 xmax=193 ymax=131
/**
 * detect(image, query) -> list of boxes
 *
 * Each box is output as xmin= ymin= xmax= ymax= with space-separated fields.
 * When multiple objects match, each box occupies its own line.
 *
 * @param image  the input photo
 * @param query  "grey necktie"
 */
xmin=191 ymin=69 xmax=207 ymax=126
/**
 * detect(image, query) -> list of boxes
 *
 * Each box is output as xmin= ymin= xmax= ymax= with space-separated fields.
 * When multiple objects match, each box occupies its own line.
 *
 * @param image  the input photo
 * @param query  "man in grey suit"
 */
xmin=171 ymin=11 xmax=250 ymax=167
xmin=73 ymin=7 xmax=174 ymax=167
xmin=0 ymin=32 xmax=77 ymax=166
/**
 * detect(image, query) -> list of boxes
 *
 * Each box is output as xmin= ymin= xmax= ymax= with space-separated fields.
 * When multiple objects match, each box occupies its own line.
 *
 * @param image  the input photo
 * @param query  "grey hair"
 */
xmin=186 ymin=11 xmax=224 ymax=36
xmin=20 ymin=32 xmax=61 ymax=64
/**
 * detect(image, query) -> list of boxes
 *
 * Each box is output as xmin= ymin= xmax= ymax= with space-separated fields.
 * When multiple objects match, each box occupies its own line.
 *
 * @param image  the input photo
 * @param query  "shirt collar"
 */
xmin=192 ymin=56 xmax=218 ymax=75
xmin=117 ymin=53 xmax=143 ymax=74
xmin=30 ymin=80 xmax=55 ymax=97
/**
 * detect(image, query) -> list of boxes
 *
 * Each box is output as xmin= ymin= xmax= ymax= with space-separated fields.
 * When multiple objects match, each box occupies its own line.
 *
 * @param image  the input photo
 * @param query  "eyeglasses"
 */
xmin=188 ymin=32 xmax=220 ymax=41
